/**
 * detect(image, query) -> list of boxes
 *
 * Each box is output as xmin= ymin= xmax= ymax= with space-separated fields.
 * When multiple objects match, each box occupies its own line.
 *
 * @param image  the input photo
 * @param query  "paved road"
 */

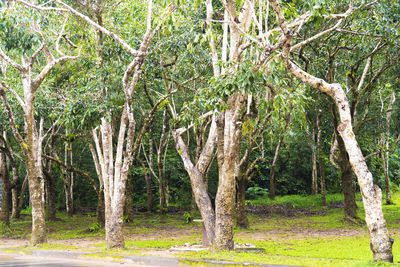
xmin=0 ymin=250 xmax=297 ymax=267
xmin=0 ymin=252 xmax=180 ymax=267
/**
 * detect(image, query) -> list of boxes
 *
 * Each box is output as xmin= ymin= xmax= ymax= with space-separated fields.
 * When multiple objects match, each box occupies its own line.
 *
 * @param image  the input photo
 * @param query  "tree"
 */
xmin=0 ymin=3 xmax=78 ymax=244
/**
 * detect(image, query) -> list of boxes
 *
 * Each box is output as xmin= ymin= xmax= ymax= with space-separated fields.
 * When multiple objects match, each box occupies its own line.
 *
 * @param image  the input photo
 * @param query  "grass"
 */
xmin=247 ymin=192 xmax=360 ymax=208
xmin=2 ymin=192 xmax=400 ymax=266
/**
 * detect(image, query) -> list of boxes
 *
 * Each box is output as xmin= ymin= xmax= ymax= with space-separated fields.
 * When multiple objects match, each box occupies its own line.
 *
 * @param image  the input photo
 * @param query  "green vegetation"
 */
xmin=2 ymin=192 xmax=400 ymax=266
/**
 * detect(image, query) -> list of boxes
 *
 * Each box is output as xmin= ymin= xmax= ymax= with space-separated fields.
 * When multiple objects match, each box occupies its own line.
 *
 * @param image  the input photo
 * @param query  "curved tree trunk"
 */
xmin=173 ymin=114 xmax=217 ymax=247
xmin=281 ymin=35 xmax=393 ymax=260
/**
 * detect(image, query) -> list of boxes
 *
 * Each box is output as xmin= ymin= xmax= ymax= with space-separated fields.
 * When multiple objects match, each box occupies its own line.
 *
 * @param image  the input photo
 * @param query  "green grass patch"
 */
xmin=247 ymin=193 xmax=361 ymax=208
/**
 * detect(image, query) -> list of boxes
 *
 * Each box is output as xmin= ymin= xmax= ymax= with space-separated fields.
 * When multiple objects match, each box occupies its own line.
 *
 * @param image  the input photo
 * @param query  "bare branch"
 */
xmin=43 ymin=153 xmax=99 ymax=194
xmin=0 ymin=47 xmax=25 ymax=71
xmin=0 ymin=81 xmax=25 ymax=109
xmin=32 ymin=55 xmax=78 ymax=92
xmin=336 ymin=28 xmax=384 ymax=38
xmin=174 ymin=111 xmax=214 ymax=136
xmin=53 ymin=0 xmax=144 ymax=57
xmin=16 ymin=0 xmax=68 ymax=12
xmin=0 ymin=86 xmax=25 ymax=150
xmin=291 ymin=19 xmax=343 ymax=50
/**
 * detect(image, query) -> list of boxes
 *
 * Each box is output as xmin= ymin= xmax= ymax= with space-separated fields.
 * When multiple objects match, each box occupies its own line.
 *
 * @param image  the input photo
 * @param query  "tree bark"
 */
xmin=214 ymin=94 xmax=245 ymax=251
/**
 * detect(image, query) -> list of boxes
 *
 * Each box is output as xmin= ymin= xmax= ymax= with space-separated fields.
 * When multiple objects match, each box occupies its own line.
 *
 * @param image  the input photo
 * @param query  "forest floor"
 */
xmin=1 ymin=193 xmax=400 ymax=266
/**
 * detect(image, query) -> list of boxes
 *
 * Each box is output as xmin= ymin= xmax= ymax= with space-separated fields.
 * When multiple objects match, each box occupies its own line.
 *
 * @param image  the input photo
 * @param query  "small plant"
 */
xmin=21 ymin=206 xmax=32 ymax=215
xmin=183 ymin=212 xmax=192 ymax=223
xmin=245 ymin=186 xmax=268 ymax=200
xmin=88 ymin=222 xmax=101 ymax=233
xmin=123 ymin=215 xmax=131 ymax=223
xmin=0 ymin=222 xmax=12 ymax=235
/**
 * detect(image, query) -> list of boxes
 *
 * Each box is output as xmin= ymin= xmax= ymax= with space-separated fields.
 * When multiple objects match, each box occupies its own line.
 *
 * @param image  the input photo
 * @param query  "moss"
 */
xmin=27 ymin=243 xmax=81 ymax=250
xmin=0 ymin=249 xmax=32 ymax=255
xmin=79 ymin=253 xmax=124 ymax=262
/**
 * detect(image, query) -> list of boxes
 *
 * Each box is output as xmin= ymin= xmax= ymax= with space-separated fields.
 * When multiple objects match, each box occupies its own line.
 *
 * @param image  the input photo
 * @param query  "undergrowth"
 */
xmin=1 ymin=192 xmax=400 ymax=267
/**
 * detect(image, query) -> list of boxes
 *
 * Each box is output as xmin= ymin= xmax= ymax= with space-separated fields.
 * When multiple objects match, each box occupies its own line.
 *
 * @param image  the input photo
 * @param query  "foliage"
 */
xmin=88 ymin=222 xmax=102 ymax=233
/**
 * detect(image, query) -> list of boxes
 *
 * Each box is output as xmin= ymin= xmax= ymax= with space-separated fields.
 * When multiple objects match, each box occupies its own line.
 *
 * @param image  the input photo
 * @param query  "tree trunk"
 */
xmin=269 ymin=108 xmax=291 ymax=200
xmin=1 ymin=131 xmax=20 ymax=220
xmin=335 ymin=128 xmax=357 ymax=220
xmin=282 ymin=42 xmax=393 ymax=261
xmin=311 ymin=128 xmax=318 ymax=195
xmin=383 ymin=90 xmax=395 ymax=204
xmin=97 ymin=185 xmax=105 ymax=226
xmin=27 ymin=159 xmax=46 ymax=245
xmin=105 ymin=204 xmax=124 ymax=248
xmin=64 ymin=142 xmax=74 ymax=217
xmin=0 ymin=149 xmax=10 ymax=226
xmin=159 ymin=179 xmax=166 ymax=214
xmin=173 ymin=114 xmax=217 ymax=247
xmin=44 ymin=169 xmax=57 ymax=221
xmin=138 ymin=158 xmax=152 ymax=212
xmin=14 ymin=175 xmax=28 ymax=219
xmin=317 ymin=109 xmax=326 ymax=206
xmin=236 ymin=175 xmax=248 ymax=228
xmin=124 ymin=175 xmax=134 ymax=222
xmin=214 ymin=95 xmax=245 ymax=251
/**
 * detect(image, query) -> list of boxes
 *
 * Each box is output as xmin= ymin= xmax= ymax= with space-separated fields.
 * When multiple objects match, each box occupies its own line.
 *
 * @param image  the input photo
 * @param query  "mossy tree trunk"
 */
xmin=276 ymin=6 xmax=394 ymax=258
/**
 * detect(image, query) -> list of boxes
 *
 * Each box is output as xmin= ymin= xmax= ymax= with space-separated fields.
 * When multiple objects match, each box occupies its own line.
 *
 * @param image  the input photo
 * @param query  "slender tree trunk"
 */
xmin=269 ymin=108 xmax=291 ymax=200
xmin=2 ymin=131 xmax=20 ymax=220
xmin=317 ymin=109 xmax=326 ymax=205
xmin=138 ymin=158 xmax=152 ymax=212
xmin=311 ymin=128 xmax=318 ymax=195
xmin=383 ymin=90 xmax=395 ymax=204
xmin=0 ymin=149 xmax=10 ymax=226
xmin=64 ymin=142 xmax=74 ymax=217
xmin=14 ymin=175 xmax=28 ymax=219
xmin=124 ymin=175 xmax=134 ymax=221
xmin=44 ymin=169 xmax=57 ymax=221
xmin=236 ymin=175 xmax=248 ymax=228
xmin=97 ymin=185 xmax=105 ymax=226
xmin=157 ymin=109 xmax=168 ymax=214
xmin=11 ymin=186 xmax=18 ymax=219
